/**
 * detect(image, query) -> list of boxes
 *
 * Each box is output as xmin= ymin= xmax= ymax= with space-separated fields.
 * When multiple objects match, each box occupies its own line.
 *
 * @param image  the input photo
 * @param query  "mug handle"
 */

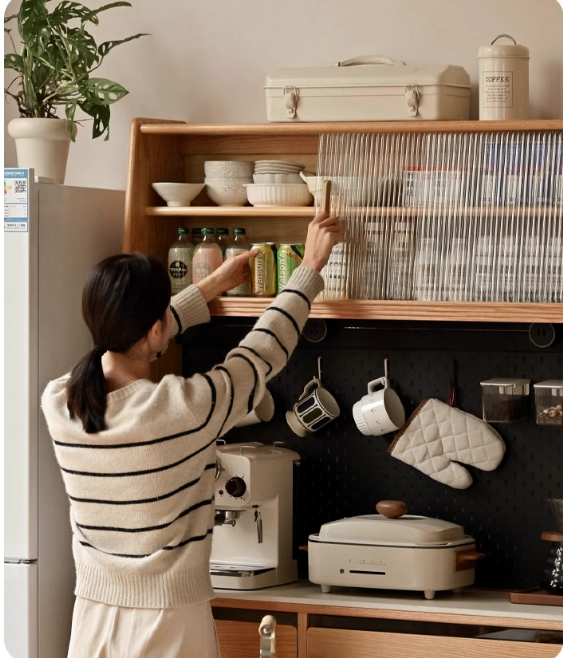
xmin=367 ymin=377 xmax=390 ymax=394
xmin=299 ymin=377 xmax=320 ymax=401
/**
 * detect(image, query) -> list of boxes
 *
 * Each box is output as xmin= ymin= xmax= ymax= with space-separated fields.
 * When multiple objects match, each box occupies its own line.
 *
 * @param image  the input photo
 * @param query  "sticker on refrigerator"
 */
xmin=4 ymin=168 xmax=29 ymax=232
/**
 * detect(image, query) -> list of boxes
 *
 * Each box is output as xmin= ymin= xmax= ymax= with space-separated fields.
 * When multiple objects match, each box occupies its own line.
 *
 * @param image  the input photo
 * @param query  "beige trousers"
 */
xmin=67 ymin=597 xmax=221 ymax=658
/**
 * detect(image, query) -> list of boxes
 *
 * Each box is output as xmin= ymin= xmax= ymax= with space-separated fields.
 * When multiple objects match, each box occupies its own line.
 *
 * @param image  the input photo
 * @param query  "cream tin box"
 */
xmin=308 ymin=503 xmax=482 ymax=600
xmin=265 ymin=56 xmax=470 ymax=122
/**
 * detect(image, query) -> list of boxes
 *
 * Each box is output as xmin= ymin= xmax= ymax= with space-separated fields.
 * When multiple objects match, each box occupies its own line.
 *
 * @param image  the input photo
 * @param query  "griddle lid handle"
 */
xmin=376 ymin=500 xmax=408 ymax=519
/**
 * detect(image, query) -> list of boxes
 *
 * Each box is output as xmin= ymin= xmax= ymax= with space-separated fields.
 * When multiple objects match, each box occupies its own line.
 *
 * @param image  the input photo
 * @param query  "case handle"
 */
xmin=337 ymin=55 xmax=406 ymax=67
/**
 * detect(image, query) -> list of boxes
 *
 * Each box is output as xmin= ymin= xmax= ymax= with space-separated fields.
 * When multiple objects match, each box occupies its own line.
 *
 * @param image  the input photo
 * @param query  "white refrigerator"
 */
xmin=4 ymin=169 xmax=125 ymax=658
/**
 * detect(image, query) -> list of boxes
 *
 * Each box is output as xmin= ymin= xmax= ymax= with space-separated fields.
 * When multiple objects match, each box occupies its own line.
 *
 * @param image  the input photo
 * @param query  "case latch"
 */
xmin=405 ymin=84 xmax=420 ymax=117
xmin=283 ymin=86 xmax=298 ymax=119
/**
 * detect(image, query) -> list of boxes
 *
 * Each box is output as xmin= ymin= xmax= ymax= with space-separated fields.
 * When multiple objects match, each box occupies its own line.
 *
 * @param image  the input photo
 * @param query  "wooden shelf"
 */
xmin=208 ymin=298 xmax=563 ymax=323
xmin=139 ymin=119 xmax=563 ymax=137
xmin=146 ymin=206 xmax=315 ymax=217
xmin=147 ymin=205 xmax=560 ymax=219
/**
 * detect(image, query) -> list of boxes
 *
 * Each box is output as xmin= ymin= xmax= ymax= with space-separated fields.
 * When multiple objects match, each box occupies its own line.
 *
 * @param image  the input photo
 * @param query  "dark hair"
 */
xmin=66 ymin=253 xmax=171 ymax=433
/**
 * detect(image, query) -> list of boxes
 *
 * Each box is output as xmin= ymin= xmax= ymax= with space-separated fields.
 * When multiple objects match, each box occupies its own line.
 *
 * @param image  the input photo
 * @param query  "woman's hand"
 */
xmin=301 ymin=212 xmax=342 ymax=272
xmin=196 ymin=249 xmax=258 ymax=302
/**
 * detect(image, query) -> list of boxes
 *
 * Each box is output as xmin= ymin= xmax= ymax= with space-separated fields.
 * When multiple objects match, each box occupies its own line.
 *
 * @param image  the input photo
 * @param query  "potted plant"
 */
xmin=4 ymin=0 xmax=146 ymax=183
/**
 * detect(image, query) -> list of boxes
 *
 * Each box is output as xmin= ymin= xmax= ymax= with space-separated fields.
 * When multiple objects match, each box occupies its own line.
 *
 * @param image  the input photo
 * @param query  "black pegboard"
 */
xmin=180 ymin=319 xmax=563 ymax=590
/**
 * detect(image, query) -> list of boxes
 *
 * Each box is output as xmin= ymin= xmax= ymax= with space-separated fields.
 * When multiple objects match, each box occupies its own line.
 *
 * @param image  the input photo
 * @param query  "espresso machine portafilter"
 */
xmin=210 ymin=442 xmax=300 ymax=590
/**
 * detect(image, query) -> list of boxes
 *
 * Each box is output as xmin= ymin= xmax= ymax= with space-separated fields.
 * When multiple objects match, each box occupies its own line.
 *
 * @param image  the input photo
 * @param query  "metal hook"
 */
xmin=384 ymin=358 xmax=389 ymax=380
xmin=317 ymin=356 xmax=323 ymax=383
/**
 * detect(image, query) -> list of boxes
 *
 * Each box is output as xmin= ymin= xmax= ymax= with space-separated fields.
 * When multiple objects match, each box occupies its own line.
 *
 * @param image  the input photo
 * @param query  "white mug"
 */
xmin=234 ymin=389 xmax=275 ymax=428
xmin=353 ymin=377 xmax=405 ymax=436
xmin=286 ymin=378 xmax=340 ymax=437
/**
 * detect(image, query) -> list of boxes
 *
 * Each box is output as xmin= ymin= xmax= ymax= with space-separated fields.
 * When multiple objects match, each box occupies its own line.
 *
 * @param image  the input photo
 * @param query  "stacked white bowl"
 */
xmin=204 ymin=161 xmax=254 ymax=206
xmin=246 ymin=160 xmax=313 ymax=207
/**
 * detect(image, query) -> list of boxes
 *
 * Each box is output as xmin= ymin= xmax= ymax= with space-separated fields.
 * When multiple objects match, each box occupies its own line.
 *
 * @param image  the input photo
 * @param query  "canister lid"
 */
xmin=479 ymin=34 xmax=529 ymax=59
xmin=316 ymin=514 xmax=467 ymax=546
xmin=481 ymin=378 xmax=531 ymax=395
xmin=534 ymin=380 xmax=563 ymax=389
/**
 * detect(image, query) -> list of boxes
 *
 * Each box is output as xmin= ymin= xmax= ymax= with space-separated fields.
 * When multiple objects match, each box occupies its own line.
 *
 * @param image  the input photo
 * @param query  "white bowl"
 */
xmin=204 ymin=160 xmax=254 ymax=179
xmin=205 ymin=178 xmax=250 ymax=206
xmin=244 ymin=184 xmax=313 ymax=207
xmin=152 ymin=182 xmax=205 ymax=207
xmin=253 ymin=173 xmax=305 ymax=184
xmin=302 ymin=174 xmax=400 ymax=206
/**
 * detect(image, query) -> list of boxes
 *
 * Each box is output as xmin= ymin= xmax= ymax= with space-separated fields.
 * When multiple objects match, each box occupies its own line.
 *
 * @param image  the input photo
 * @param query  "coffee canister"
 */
xmin=478 ymin=34 xmax=529 ymax=121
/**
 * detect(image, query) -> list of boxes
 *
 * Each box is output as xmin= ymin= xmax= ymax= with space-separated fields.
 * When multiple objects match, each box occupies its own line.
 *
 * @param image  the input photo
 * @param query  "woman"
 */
xmin=41 ymin=211 xmax=341 ymax=658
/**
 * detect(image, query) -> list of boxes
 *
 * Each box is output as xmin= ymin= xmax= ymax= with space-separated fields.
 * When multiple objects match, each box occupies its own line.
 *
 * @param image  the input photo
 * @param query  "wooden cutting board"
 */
xmin=509 ymin=588 xmax=563 ymax=607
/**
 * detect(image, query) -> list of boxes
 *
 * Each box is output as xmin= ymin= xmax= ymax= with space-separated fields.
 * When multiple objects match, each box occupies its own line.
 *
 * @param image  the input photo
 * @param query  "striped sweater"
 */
xmin=41 ymin=266 xmax=323 ymax=609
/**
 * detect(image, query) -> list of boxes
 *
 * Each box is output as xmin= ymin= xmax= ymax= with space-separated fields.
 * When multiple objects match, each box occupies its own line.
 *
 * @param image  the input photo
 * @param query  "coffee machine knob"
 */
xmin=225 ymin=476 xmax=246 ymax=498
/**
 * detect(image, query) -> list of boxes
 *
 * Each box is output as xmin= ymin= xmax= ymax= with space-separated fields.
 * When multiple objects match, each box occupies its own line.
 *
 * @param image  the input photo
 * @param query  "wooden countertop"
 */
xmin=213 ymin=581 xmax=563 ymax=630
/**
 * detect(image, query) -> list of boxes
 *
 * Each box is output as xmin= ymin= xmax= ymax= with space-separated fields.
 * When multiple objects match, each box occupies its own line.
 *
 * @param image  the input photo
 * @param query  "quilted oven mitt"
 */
xmin=388 ymin=398 xmax=506 ymax=489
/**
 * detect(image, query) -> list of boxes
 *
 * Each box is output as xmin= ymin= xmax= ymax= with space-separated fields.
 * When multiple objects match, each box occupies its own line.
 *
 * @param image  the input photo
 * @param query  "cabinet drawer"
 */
xmin=307 ymin=628 xmax=562 ymax=658
xmin=216 ymin=619 xmax=297 ymax=658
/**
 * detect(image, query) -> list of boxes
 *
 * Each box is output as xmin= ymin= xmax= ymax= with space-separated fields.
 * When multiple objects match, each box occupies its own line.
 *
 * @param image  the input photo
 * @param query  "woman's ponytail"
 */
xmin=66 ymin=346 xmax=108 ymax=433
xmin=65 ymin=254 xmax=171 ymax=434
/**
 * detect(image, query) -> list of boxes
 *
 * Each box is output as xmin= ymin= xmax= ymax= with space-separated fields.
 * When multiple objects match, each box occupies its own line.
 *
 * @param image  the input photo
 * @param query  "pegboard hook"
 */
xmin=317 ymin=356 xmax=323 ymax=383
xmin=384 ymin=358 xmax=389 ymax=380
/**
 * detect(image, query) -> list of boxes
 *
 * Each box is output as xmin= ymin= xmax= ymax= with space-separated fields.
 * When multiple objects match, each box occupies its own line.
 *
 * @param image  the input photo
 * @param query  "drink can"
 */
xmin=277 ymin=244 xmax=304 ymax=291
xmin=250 ymin=243 xmax=277 ymax=296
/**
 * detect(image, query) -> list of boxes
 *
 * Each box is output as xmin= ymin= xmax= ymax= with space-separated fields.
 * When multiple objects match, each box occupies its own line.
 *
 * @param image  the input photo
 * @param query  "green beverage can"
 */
xmin=250 ymin=242 xmax=277 ymax=296
xmin=278 ymin=244 xmax=304 ymax=291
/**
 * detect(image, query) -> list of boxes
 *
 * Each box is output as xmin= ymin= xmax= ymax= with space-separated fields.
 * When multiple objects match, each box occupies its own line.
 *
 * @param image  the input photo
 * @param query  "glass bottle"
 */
xmin=216 ymin=228 xmax=231 ymax=255
xmin=225 ymin=228 xmax=251 ymax=297
xmin=192 ymin=228 xmax=223 ymax=284
xmin=168 ymin=227 xmax=194 ymax=294
xmin=192 ymin=228 xmax=203 ymax=245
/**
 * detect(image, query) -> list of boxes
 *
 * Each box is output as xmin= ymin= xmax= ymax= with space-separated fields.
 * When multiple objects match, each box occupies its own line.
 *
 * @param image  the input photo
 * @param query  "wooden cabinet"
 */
xmin=123 ymin=118 xmax=563 ymax=379
xmin=307 ymin=628 xmax=562 ymax=658
xmin=212 ymin=587 xmax=563 ymax=658
xmin=215 ymin=619 xmax=297 ymax=658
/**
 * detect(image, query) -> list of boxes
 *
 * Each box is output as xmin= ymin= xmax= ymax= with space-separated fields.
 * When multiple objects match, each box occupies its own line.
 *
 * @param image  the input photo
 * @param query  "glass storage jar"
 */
xmin=480 ymin=378 xmax=531 ymax=423
xmin=534 ymin=380 xmax=563 ymax=426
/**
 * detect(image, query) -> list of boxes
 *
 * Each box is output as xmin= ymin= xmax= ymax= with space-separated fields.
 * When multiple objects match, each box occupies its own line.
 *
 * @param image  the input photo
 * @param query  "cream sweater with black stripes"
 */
xmin=41 ymin=266 xmax=324 ymax=609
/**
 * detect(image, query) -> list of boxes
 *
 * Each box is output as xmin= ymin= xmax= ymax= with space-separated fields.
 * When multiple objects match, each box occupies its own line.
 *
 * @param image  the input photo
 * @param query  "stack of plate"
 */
xmin=247 ymin=160 xmax=313 ymax=207
xmin=253 ymin=160 xmax=306 ymax=185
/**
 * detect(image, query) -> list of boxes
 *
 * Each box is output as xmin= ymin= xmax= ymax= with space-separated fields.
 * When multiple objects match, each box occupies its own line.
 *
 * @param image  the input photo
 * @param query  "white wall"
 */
xmin=4 ymin=0 xmax=563 ymax=190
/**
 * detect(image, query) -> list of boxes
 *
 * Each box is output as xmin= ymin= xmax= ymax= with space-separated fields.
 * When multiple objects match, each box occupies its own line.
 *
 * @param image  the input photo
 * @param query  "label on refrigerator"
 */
xmin=4 ymin=168 xmax=29 ymax=232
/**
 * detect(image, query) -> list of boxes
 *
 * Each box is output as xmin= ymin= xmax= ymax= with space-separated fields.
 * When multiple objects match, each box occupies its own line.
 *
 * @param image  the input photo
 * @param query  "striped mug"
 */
xmin=286 ymin=377 xmax=340 ymax=437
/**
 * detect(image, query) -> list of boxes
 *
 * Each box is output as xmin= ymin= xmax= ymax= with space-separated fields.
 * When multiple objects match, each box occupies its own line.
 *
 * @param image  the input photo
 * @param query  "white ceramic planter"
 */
xmin=7 ymin=118 xmax=76 ymax=184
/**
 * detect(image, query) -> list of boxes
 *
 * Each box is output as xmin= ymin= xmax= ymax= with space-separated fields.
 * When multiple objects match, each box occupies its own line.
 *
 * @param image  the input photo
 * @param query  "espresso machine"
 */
xmin=210 ymin=442 xmax=300 ymax=590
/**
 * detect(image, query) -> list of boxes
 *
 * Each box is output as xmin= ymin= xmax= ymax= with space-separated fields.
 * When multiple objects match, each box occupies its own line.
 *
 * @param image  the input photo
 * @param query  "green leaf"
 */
xmin=64 ymin=26 xmax=100 ymax=70
xmin=79 ymin=100 xmax=110 ymax=140
xmin=82 ymin=77 xmax=128 ymax=105
xmin=18 ymin=0 xmax=48 ymax=41
xmin=98 ymin=33 xmax=148 ymax=59
xmin=49 ymin=2 xmax=95 ymax=26
xmin=65 ymin=99 xmax=78 ymax=140
xmin=80 ymin=1 xmax=131 ymax=24
xmin=4 ymin=53 xmax=24 ymax=72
